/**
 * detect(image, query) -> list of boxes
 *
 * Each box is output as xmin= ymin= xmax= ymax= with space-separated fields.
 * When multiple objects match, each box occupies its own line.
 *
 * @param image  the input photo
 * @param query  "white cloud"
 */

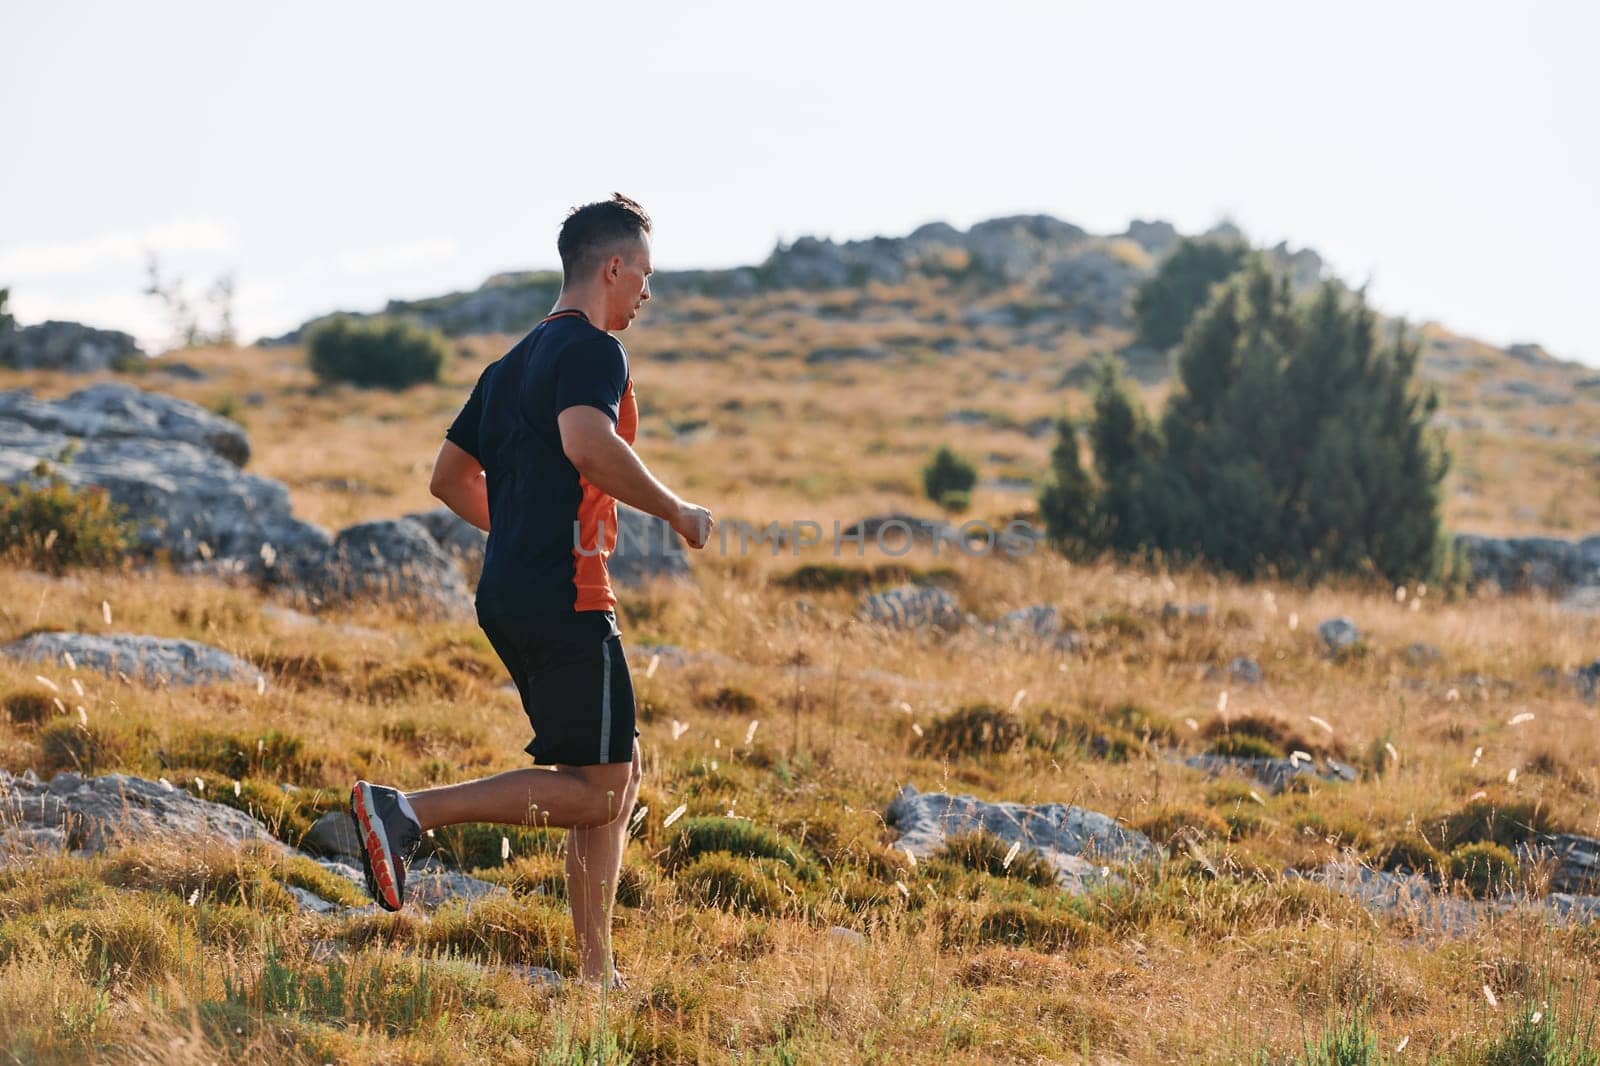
xmin=0 ymin=217 xmax=238 ymax=280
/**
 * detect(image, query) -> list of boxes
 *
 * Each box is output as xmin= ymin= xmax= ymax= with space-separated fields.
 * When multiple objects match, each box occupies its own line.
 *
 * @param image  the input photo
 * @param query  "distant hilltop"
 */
xmin=263 ymin=215 xmax=1333 ymax=345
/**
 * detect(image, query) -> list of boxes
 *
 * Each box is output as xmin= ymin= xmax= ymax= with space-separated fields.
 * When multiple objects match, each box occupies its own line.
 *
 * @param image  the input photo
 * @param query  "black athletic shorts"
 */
xmin=476 ymin=606 xmax=638 ymax=767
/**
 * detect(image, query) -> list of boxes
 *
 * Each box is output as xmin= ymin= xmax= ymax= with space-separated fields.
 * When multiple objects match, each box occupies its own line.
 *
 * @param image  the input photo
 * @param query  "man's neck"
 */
xmin=550 ymin=290 xmax=607 ymax=330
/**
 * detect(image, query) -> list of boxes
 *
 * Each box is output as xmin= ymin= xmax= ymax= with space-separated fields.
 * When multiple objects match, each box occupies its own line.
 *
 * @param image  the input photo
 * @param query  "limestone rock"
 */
xmin=0 ymin=769 xmax=282 ymax=853
xmin=0 ymin=321 xmax=143 ymax=374
xmin=312 ymin=518 xmax=474 ymax=620
xmin=3 ymin=631 xmax=265 ymax=688
xmin=858 ymin=584 xmax=963 ymax=631
xmin=0 ymin=391 xmax=329 ymax=579
xmin=1318 ymin=617 xmax=1361 ymax=654
xmin=303 ymin=810 xmax=363 ymax=860
xmin=886 ymin=784 xmax=1159 ymax=893
xmin=1183 ymin=753 xmax=1357 ymax=794
xmin=1453 ymin=533 xmax=1598 ymax=595
xmin=0 ymin=383 xmax=249 ymax=466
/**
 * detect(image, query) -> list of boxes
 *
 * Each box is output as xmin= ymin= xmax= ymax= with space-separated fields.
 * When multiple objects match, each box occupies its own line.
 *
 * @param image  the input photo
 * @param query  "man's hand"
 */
xmin=672 ymin=502 xmax=714 ymax=549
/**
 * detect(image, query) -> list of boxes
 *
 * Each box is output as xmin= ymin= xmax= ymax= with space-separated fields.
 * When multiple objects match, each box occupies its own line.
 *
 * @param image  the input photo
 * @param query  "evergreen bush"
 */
xmin=306 ymin=316 xmax=447 ymax=389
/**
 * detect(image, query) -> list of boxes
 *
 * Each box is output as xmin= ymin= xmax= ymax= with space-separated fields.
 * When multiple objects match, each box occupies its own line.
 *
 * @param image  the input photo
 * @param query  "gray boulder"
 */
xmin=1296 ymin=862 xmax=1600 ymax=934
xmin=302 ymin=810 xmax=364 ymax=859
xmin=0 ymin=769 xmax=280 ymax=853
xmin=406 ymin=506 xmax=488 ymax=583
xmin=984 ymin=605 xmax=1083 ymax=651
xmin=840 ymin=513 xmax=960 ymax=550
xmin=0 ymin=769 xmax=504 ymax=914
xmin=1521 ymin=834 xmax=1600 ymax=894
xmin=1318 ymin=617 xmax=1361 ymax=654
xmin=3 ymin=632 xmax=264 ymax=688
xmin=859 ymin=584 xmax=963 ymax=631
xmin=0 ymin=390 xmax=330 ymax=580
xmin=1043 ymin=245 xmax=1145 ymax=328
xmin=1453 ymin=533 xmax=1599 ymax=595
xmin=1122 ymin=219 xmax=1179 ymax=257
xmin=311 ymin=518 xmax=474 ymax=620
xmin=0 ymin=383 xmax=250 ymax=466
xmin=0 ymin=321 xmax=143 ymax=374
xmin=1183 ymin=753 xmax=1358 ymax=794
xmin=886 ymin=784 xmax=1159 ymax=893
xmin=1227 ymin=657 xmax=1264 ymax=685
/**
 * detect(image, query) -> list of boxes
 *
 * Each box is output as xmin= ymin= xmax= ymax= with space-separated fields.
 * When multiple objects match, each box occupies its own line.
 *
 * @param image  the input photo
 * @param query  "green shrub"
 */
xmin=772 ymin=562 xmax=959 ymax=593
xmin=3 ymin=688 xmax=61 ymax=727
xmin=1434 ymin=796 xmax=1557 ymax=851
xmin=1447 ymin=842 xmax=1517 ymax=899
xmin=306 ymin=316 xmax=447 ymax=389
xmin=937 ymin=831 xmax=1057 ymax=888
xmin=704 ymin=685 xmax=760 ymax=715
xmin=938 ymin=900 xmax=1088 ymax=952
xmin=420 ymin=822 xmax=566 ymax=870
xmin=157 ymin=729 xmax=313 ymax=780
xmin=1133 ymin=805 xmax=1230 ymax=848
xmin=38 ymin=720 xmax=127 ymax=775
xmin=0 ymin=462 xmax=132 ymax=575
xmin=914 ymin=704 xmax=1023 ymax=759
xmin=1132 ymin=236 xmax=1249 ymax=351
xmin=1365 ymin=832 xmax=1443 ymax=876
xmin=662 ymin=816 xmax=811 ymax=876
xmin=921 ymin=446 xmax=978 ymax=514
xmin=1205 ymin=733 xmax=1285 ymax=760
xmin=677 ymin=853 xmax=789 ymax=914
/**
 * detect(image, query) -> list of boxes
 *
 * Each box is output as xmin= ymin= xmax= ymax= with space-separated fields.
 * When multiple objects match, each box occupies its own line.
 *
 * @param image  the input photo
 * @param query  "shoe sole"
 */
xmin=350 ymin=782 xmax=403 ymax=911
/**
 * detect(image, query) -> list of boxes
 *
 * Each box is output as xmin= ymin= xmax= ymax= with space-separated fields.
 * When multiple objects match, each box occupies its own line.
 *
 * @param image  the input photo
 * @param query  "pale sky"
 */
xmin=4 ymin=1 xmax=1597 ymax=365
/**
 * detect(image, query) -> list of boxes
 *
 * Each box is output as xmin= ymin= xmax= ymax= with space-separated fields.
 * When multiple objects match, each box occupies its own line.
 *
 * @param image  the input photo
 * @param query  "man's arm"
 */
xmin=428 ymin=440 xmax=490 ymax=532
xmin=558 ymin=406 xmax=713 ymax=548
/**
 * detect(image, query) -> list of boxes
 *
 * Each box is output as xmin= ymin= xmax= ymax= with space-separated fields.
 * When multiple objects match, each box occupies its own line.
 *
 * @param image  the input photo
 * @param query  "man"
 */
xmin=350 ymin=193 xmax=713 ymax=989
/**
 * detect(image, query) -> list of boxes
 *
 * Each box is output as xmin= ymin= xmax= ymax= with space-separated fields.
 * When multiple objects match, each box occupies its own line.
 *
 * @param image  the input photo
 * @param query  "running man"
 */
xmin=351 ymin=193 xmax=713 ymax=988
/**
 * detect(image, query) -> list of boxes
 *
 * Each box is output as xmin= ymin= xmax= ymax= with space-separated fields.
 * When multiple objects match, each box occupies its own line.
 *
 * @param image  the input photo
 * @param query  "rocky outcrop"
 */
xmin=0 ymin=769 xmax=281 ymax=854
xmin=858 ymin=584 xmax=963 ymax=631
xmin=1183 ymin=753 xmax=1358 ymax=794
xmin=886 ymin=784 xmax=1160 ymax=893
xmin=405 ymin=506 xmax=487 ymax=582
xmin=983 ymin=605 xmax=1083 ymax=651
xmin=1454 ymin=532 xmax=1600 ymax=595
xmin=0 ymin=385 xmax=329 ymax=579
xmin=3 ymin=632 xmax=265 ymax=687
xmin=1318 ymin=617 xmax=1361 ymax=654
xmin=0 ymin=383 xmax=250 ymax=466
xmin=1295 ymin=862 xmax=1600 ymax=935
xmin=0 ymin=769 xmax=503 ymax=914
xmin=0 ymin=321 xmax=143 ymax=374
xmin=310 ymin=518 xmax=474 ymax=620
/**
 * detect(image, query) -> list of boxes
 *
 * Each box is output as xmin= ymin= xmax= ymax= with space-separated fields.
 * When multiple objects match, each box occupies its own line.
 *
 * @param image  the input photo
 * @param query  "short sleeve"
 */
xmin=554 ymin=336 xmax=628 ymax=425
xmin=445 ymin=366 xmax=489 ymax=461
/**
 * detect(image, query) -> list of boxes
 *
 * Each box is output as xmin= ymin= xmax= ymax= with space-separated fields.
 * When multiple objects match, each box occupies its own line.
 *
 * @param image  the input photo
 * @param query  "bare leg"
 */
xmin=567 ymin=743 xmax=642 ymax=985
xmin=405 ymin=761 xmax=633 ymax=833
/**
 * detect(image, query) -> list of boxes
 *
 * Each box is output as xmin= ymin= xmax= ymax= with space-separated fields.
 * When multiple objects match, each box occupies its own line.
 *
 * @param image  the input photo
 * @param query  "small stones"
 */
xmin=1318 ymin=617 xmax=1361 ymax=654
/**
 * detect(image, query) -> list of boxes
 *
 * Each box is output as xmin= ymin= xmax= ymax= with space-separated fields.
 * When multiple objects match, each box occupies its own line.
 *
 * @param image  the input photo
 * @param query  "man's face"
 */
xmin=604 ymin=235 xmax=652 ymax=331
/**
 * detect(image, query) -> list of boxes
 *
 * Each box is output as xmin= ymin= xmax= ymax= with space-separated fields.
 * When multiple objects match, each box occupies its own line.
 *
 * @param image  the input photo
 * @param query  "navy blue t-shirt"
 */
xmin=445 ymin=309 xmax=637 ymax=614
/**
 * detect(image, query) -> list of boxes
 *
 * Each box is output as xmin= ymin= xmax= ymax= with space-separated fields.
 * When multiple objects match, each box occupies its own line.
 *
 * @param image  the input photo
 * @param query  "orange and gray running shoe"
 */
xmin=350 ymin=780 xmax=422 ymax=911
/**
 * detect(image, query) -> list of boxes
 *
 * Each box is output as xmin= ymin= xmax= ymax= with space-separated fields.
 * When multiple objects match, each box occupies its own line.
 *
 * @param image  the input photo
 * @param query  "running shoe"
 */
xmin=349 ymin=780 xmax=422 ymax=911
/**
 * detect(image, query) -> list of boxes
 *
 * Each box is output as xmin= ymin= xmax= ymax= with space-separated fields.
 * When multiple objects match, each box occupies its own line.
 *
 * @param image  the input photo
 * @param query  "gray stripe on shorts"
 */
xmin=598 ymin=640 xmax=613 ymax=763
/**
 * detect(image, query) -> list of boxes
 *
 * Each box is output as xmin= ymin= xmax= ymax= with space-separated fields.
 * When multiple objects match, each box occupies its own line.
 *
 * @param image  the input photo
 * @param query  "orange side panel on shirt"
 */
xmin=572 ymin=378 xmax=638 ymax=611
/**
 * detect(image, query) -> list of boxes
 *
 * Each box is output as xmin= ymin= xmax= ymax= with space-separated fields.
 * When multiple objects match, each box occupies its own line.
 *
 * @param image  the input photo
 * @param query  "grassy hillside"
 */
xmin=1 ymin=290 xmax=1598 ymax=1063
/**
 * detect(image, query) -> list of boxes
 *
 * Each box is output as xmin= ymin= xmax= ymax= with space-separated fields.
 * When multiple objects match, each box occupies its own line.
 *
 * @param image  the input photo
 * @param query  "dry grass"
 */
xmin=1 ymin=296 xmax=1599 ymax=1062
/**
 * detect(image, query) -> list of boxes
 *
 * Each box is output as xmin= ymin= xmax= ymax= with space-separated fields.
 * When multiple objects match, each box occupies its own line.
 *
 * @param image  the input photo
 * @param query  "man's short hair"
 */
xmin=558 ymin=193 xmax=652 ymax=281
